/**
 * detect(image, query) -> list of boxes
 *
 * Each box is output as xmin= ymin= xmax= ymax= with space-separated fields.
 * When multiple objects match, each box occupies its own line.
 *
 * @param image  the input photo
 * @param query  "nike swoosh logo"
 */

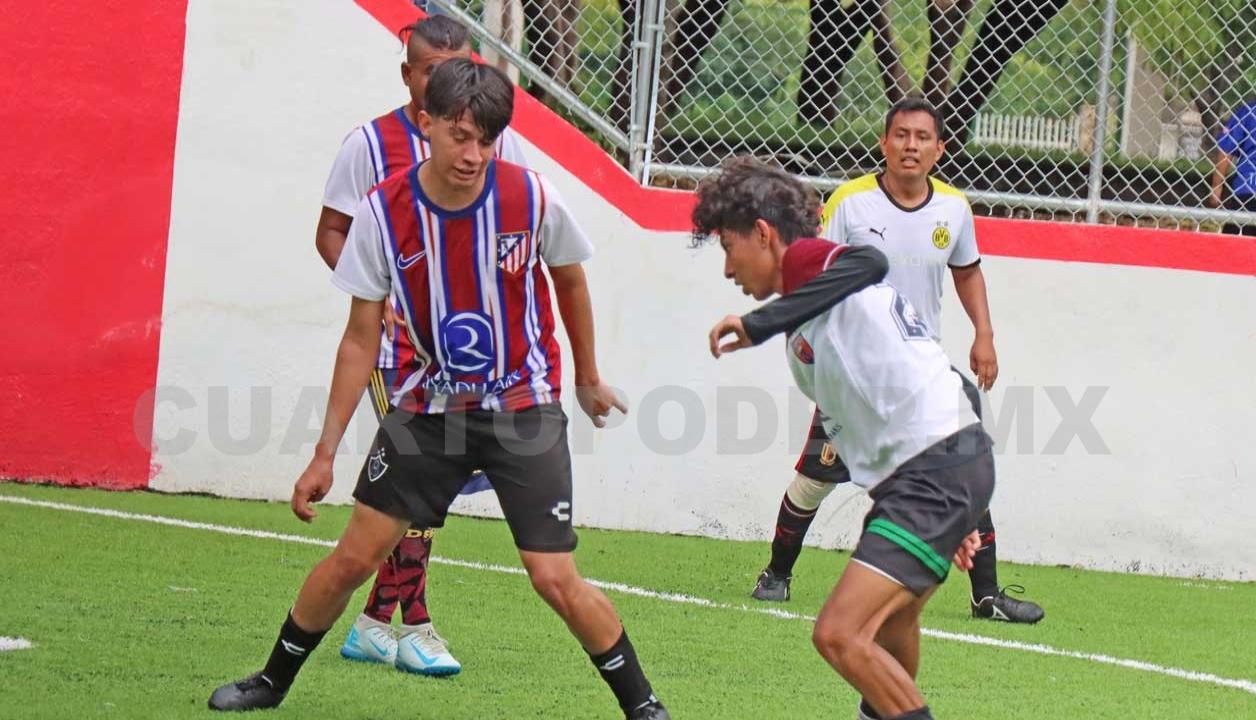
xmin=397 ymin=250 xmax=426 ymax=270
xmin=410 ymin=643 xmax=443 ymax=665
xmin=369 ymin=636 xmax=391 ymax=656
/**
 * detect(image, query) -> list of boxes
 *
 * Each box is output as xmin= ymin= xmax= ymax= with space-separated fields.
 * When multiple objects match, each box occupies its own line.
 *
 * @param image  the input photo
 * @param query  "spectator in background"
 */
xmin=1209 ymin=96 xmax=1256 ymax=236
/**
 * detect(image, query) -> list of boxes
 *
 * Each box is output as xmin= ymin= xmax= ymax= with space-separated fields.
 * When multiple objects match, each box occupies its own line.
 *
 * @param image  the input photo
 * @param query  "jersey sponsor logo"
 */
xmin=790 ymin=333 xmax=815 ymax=364
xmin=440 ymin=312 xmax=495 ymax=373
xmin=397 ymin=249 xmax=426 ymax=270
xmin=367 ymin=447 xmax=389 ymax=483
xmin=550 ymin=500 xmax=571 ymax=522
xmin=931 ymin=222 xmax=951 ymax=249
xmin=890 ymin=291 xmax=931 ymax=340
xmin=497 ymin=231 xmax=531 ymax=274
xmin=418 ymin=369 xmax=523 ymax=396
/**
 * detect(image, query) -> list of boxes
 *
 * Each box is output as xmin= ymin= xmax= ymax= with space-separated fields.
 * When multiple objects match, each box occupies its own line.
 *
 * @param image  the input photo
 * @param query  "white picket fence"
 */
xmin=972 ymin=112 xmax=1082 ymax=152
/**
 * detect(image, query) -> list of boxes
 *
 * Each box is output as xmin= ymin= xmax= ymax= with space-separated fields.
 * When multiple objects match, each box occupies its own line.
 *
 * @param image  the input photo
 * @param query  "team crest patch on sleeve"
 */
xmin=367 ymin=447 xmax=389 ymax=483
xmin=790 ymin=333 xmax=815 ymax=364
xmin=496 ymin=231 xmax=532 ymax=274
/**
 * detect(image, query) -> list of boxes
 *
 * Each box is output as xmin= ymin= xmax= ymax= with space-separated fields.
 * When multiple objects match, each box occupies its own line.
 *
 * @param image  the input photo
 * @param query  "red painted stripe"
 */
xmin=0 ymin=1 xmax=187 ymax=487
xmin=353 ymin=0 xmax=1255 ymax=277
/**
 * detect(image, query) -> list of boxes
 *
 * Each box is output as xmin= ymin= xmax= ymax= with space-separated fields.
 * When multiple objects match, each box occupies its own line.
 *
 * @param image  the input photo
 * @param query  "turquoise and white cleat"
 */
xmin=339 ymin=614 xmax=398 ymax=665
xmin=395 ymin=623 xmax=461 ymax=676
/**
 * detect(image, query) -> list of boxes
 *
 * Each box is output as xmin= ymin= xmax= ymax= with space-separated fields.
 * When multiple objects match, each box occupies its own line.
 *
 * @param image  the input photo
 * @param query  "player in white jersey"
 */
xmin=750 ymin=97 xmax=1044 ymax=626
xmin=700 ymin=156 xmax=992 ymax=720
xmin=314 ymin=17 xmax=530 ymax=676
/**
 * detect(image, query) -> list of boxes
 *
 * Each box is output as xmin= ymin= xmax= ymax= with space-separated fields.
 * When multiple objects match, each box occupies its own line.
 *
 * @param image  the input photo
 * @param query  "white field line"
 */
xmin=3 ymin=494 xmax=1255 ymax=696
xmin=0 ymin=637 xmax=34 ymax=652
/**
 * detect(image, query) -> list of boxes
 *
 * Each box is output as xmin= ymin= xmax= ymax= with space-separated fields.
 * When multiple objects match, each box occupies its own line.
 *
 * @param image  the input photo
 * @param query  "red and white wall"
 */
xmin=4 ymin=0 xmax=1255 ymax=580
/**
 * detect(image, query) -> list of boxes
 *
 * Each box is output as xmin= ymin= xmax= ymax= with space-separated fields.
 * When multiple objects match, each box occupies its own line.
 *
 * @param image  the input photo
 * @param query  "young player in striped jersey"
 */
xmin=210 ymin=59 xmax=669 ymax=719
xmin=702 ymin=156 xmax=991 ymax=720
xmin=750 ymin=97 xmax=1044 ymax=626
xmin=315 ymin=16 xmax=530 ymax=675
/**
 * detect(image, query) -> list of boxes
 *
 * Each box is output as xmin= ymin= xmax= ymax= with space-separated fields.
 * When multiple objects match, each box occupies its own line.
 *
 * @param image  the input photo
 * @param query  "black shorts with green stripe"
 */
xmin=851 ymin=423 xmax=995 ymax=595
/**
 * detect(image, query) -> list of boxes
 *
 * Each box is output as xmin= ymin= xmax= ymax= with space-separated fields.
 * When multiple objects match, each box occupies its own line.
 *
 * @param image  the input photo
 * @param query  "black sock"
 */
xmin=261 ymin=612 xmax=327 ymax=693
xmin=969 ymin=511 xmax=999 ymax=600
xmin=767 ymin=493 xmax=818 ymax=577
xmin=589 ymin=630 xmax=656 ymax=713
xmin=888 ymin=706 xmax=934 ymax=720
xmin=859 ymin=698 xmax=883 ymax=719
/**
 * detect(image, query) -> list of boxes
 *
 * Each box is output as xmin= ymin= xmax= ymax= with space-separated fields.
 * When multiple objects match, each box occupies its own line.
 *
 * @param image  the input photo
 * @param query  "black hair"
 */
xmin=691 ymin=156 xmax=821 ymax=247
xmin=425 ymin=58 xmax=514 ymax=141
xmin=884 ymin=95 xmax=946 ymax=140
xmin=400 ymin=15 xmax=471 ymax=57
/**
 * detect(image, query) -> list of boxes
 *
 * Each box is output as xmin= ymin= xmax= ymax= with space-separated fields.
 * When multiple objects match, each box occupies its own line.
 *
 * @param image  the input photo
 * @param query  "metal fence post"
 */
xmin=628 ymin=0 xmax=663 ymax=182
xmin=1086 ymin=0 xmax=1119 ymax=224
xmin=638 ymin=0 xmax=666 ymax=186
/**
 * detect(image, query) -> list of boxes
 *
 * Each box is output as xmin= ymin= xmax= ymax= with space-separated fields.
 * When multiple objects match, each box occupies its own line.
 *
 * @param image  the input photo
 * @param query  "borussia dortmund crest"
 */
xmin=931 ymin=222 xmax=951 ymax=250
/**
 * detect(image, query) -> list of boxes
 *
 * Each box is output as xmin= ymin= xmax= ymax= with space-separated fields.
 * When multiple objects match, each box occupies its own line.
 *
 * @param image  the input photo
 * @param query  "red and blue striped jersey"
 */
xmin=322 ymin=106 xmax=528 ymax=373
xmin=333 ymin=159 xmax=594 ymax=413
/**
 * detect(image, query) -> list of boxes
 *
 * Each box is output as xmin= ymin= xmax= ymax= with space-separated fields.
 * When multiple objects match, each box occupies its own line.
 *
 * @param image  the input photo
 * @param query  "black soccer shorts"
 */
xmin=353 ymin=403 xmax=578 ymax=552
xmin=851 ymin=424 xmax=996 ymax=595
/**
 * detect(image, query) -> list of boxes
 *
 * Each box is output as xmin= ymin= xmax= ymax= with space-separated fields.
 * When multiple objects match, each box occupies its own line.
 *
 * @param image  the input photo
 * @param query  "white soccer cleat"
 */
xmin=339 ymin=614 xmax=398 ymax=665
xmin=395 ymin=623 xmax=462 ymax=676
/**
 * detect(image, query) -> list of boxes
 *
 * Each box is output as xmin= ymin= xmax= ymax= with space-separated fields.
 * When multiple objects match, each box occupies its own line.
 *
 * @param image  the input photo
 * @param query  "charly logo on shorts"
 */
xmin=439 ymin=311 xmax=495 ymax=374
xmin=367 ymin=447 xmax=389 ymax=483
xmin=550 ymin=501 xmax=571 ymax=522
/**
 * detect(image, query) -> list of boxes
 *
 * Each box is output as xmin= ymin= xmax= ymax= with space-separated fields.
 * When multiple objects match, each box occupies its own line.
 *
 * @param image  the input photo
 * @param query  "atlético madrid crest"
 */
xmin=497 ymin=231 xmax=532 ymax=274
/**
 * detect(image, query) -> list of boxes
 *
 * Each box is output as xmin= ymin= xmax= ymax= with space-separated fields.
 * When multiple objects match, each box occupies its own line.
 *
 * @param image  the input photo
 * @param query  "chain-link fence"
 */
xmin=427 ymin=0 xmax=1256 ymax=232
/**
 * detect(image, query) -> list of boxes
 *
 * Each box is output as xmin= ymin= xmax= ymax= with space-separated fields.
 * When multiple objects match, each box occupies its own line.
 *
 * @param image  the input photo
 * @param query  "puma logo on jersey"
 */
xmin=868 ymin=226 xmax=888 ymax=242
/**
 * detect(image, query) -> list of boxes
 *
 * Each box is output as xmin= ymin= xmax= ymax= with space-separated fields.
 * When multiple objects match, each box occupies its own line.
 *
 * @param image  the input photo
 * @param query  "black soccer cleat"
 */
xmin=208 ymin=672 xmax=287 ymax=712
xmin=751 ymin=568 xmax=791 ymax=602
xmin=626 ymin=699 xmax=671 ymax=720
xmin=971 ymin=585 xmax=1044 ymax=624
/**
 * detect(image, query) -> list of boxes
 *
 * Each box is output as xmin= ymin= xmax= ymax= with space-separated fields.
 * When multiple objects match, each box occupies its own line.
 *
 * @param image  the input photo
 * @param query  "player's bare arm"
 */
xmin=548 ymin=262 xmax=626 ymax=428
xmin=291 ymin=296 xmax=384 ymax=522
xmin=315 ymin=207 xmax=353 ymax=271
xmin=950 ymin=263 xmax=998 ymax=390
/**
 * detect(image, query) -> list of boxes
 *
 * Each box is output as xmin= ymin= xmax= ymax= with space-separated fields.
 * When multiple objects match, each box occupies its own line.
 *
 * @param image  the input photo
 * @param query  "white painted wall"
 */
xmin=154 ymin=0 xmax=1256 ymax=580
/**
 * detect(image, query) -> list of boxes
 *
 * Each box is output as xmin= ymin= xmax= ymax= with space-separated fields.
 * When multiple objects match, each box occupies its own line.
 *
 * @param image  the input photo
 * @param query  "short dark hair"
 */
xmin=884 ymin=96 xmax=946 ymax=140
xmin=691 ymin=156 xmax=821 ymax=246
xmin=401 ymin=15 xmax=470 ymax=57
xmin=425 ymin=58 xmax=514 ymax=141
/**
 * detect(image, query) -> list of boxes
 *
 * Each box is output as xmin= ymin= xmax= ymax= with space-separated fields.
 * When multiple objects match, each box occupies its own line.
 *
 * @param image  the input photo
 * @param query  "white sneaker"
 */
xmin=395 ymin=623 xmax=461 ymax=676
xmin=338 ymin=614 xmax=398 ymax=665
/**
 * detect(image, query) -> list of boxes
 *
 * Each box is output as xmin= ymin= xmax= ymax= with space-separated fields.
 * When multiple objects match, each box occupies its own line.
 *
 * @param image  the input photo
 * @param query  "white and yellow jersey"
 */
xmin=820 ymin=173 xmax=979 ymax=342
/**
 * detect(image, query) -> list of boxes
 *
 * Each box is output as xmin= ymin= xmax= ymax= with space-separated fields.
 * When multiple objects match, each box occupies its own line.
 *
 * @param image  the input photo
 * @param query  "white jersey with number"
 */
xmin=820 ymin=173 xmax=979 ymax=342
xmin=782 ymin=239 xmax=979 ymax=489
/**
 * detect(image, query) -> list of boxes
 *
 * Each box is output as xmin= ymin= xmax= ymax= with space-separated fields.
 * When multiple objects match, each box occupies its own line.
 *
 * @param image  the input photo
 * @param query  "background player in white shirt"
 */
xmin=314 ymin=17 xmax=530 ymax=674
xmin=701 ymin=156 xmax=991 ymax=720
xmin=750 ymin=98 xmax=1043 ymax=626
